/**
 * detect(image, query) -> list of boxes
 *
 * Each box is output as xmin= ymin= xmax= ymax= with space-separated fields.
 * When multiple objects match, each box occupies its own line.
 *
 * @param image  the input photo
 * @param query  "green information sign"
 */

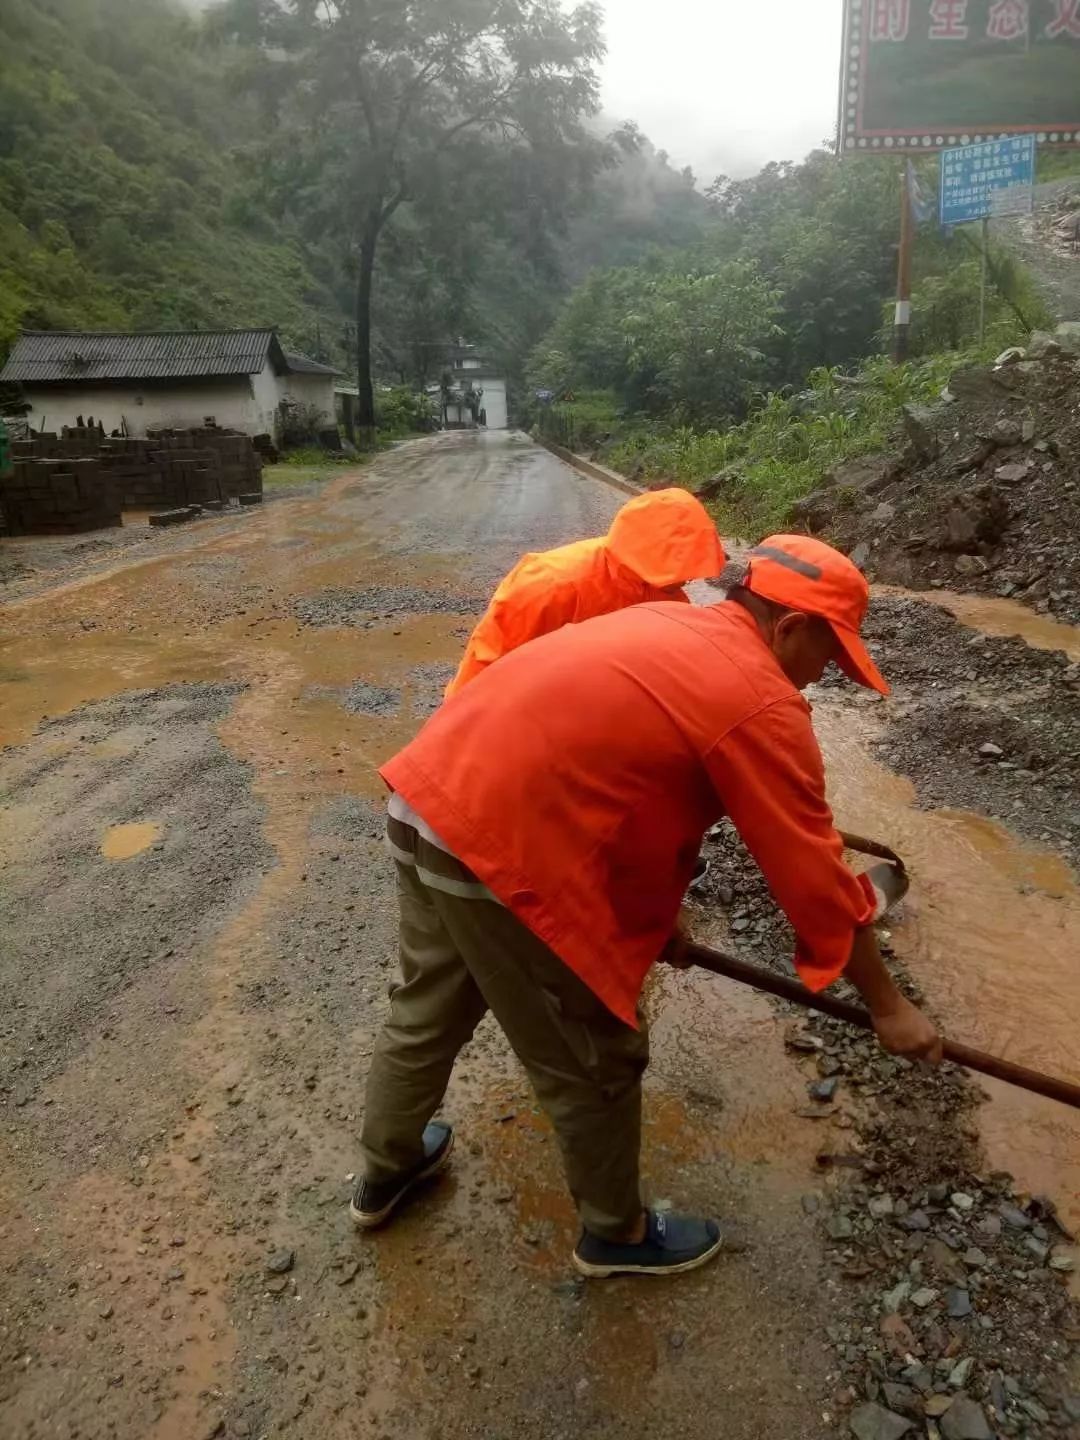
xmin=838 ymin=0 xmax=1080 ymax=152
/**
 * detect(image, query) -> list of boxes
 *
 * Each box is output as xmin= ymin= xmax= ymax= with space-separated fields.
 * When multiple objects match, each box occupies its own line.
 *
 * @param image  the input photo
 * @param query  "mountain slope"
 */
xmin=0 ymin=0 xmax=342 ymax=359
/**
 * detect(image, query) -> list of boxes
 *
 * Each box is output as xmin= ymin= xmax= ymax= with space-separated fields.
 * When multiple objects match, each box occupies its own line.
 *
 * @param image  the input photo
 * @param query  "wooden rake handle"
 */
xmin=686 ymin=940 xmax=1080 ymax=1112
xmin=838 ymin=830 xmax=907 ymax=874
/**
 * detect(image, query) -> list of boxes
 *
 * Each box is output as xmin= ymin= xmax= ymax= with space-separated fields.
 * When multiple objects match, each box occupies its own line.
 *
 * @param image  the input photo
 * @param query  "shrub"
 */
xmin=601 ymin=351 xmax=966 ymax=536
xmin=375 ymin=386 xmax=436 ymax=437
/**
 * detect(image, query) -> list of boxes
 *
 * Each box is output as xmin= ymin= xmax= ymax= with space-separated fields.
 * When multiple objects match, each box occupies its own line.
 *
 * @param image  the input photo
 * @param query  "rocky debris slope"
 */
xmin=846 ymin=596 xmax=1080 ymax=866
xmin=689 ymin=824 xmax=1080 ymax=1439
xmin=790 ymin=333 xmax=1080 ymax=625
xmin=992 ymin=182 xmax=1080 ymax=325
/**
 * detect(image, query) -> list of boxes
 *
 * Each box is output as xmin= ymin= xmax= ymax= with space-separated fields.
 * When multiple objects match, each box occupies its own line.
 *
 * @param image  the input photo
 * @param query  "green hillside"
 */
xmin=0 ymin=0 xmax=343 ymax=360
xmin=0 ymin=0 xmax=721 ymax=389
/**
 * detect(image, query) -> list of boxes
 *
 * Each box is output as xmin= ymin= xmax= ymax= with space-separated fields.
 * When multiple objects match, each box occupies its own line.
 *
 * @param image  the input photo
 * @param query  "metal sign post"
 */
xmin=979 ymin=216 xmax=990 ymax=344
xmin=893 ymin=163 xmax=914 ymax=362
xmin=939 ymin=134 xmax=1035 ymax=347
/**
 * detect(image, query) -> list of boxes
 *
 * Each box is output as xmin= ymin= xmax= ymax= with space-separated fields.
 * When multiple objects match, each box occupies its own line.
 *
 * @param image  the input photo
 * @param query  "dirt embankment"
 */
xmin=850 ymin=596 xmax=1080 ymax=868
xmin=992 ymin=180 xmax=1080 ymax=325
xmin=792 ymin=340 xmax=1080 ymax=626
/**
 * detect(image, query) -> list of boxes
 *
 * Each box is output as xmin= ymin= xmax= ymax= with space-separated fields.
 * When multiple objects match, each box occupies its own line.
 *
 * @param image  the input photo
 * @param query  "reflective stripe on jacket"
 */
xmin=384 ymin=600 xmax=874 ymax=1026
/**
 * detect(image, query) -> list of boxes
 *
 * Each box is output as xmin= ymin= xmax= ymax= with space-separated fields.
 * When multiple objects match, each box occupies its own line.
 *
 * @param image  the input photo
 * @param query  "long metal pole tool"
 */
xmin=687 ymin=940 xmax=1080 ymax=1112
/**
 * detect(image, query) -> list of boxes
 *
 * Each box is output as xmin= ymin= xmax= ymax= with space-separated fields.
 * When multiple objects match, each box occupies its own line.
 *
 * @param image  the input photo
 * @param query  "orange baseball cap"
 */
xmin=744 ymin=534 xmax=889 ymax=695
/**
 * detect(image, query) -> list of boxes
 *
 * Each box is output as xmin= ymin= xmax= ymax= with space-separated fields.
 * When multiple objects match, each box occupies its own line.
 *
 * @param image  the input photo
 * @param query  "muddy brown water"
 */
xmin=877 ymin=583 xmax=1080 ymax=662
xmin=100 ymin=820 xmax=162 ymax=859
xmin=815 ymin=684 xmax=1080 ymax=1256
xmin=860 ymin=585 xmax=1080 ymax=1255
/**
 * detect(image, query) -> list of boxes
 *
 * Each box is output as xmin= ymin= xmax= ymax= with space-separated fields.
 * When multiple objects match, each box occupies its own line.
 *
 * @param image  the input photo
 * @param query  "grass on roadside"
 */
xmin=604 ymin=354 xmax=969 ymax=535
xmin=263 ymin=450 xmax=365 ymax=489
xmin=539 ymin=349 xmax=1000 ymax=537
xmin=262 ymin=431 xmax=416 ymax=490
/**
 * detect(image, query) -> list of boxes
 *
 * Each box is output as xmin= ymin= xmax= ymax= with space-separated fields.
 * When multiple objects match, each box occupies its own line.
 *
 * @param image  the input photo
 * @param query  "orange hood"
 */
xmin=604 ymin=489 xmax=725 ymax=589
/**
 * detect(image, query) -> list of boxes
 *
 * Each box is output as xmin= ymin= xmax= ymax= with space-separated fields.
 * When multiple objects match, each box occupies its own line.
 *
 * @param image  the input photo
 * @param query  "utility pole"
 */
xmin=893 ymin=162 xmax=913 ymax=364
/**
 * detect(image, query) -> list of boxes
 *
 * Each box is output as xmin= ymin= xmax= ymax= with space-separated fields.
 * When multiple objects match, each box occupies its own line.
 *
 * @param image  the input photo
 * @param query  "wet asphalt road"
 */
xmin=0 ymin=432 xmax=848 ymax=1440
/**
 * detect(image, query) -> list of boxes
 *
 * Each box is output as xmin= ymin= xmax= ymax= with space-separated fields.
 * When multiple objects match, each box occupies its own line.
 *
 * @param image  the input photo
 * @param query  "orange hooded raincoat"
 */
xmin=382 ymin=600 xmax=876 ymax=1027
xmin=446 ymin=488 xmax=724 ymax=696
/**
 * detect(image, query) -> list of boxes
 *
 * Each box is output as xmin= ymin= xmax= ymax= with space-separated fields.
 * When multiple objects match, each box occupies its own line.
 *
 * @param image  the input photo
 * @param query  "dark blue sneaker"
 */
xmin=573 ymin=1209 xmax=723 ymax=1278
xmin=350 ymin=1122 xmax=454 ymax=1229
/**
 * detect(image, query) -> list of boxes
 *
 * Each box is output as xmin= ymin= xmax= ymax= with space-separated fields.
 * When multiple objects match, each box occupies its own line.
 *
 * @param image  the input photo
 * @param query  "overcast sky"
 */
xmin=597 ymin=0 xmax=844 ymax=181
xmin=183 ymin=0 xmax=842 ymax=180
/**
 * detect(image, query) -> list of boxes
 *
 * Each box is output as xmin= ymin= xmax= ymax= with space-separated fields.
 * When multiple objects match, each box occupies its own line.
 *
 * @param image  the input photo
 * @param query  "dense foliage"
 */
xmin=3 ymin=0 xmax=1074 ymax=476
xmin=524 ymin=140 xmax=1065 ymax=537
xmin=528 ymin=258 xmax=781 ymax=425
xmin=0 ymin=0 xmax=339 ymax=356
xmin=526 ymin=147 xmax=1057 ymax=428
xmin=532 ymin=352 xmax=970 ymax=536
xmin=0 ymin=0 xmax=715 ymax=422
xmin=527 ymin=152 xmax=907 ymax=422
xmin=207 ymin=0 xmax=606 ymax=435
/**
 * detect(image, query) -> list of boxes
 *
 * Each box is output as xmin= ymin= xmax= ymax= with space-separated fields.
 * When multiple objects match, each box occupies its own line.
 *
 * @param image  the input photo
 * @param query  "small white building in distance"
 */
xmin=440 ymin=343 xmax=509 ymax=430
xmin=0 ymin=329 xmax=340 ymax=439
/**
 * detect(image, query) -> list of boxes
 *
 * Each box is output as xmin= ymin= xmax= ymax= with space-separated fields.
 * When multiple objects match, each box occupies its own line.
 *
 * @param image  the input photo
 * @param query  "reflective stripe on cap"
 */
xmin=748 ymin=545 xmax=823 ymax=580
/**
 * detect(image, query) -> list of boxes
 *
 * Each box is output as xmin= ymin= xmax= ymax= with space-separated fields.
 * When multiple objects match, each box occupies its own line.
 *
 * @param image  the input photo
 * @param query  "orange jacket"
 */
xmin=446 ymin=488 xmax=724 ymax=696
xmin=383 ymin=600 xmax=875 ymax=1026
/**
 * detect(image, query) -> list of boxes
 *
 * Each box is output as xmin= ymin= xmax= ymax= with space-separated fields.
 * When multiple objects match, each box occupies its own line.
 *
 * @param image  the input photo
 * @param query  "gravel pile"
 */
xmin=820 ymin=1152 xmax=1079 ymax=1440
xmin=689 ymin=823 xmax=1080 ymax=1439
xmin=0 ymin=682 xmax=272 ymax=1120
xmin=303 ymin=679 xmax=402 ymax=716
xmin=855 ymin=596 xmax=1080 ymax=866
xmin=405 ymin=661 xmax=458 ymax=718
xmin=798 ymin=351 xmax=1080 ymax=625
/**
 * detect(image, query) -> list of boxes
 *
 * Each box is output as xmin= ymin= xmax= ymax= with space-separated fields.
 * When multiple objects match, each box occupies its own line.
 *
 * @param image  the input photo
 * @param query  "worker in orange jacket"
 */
xmin=353 ymin=535 xmax=941 ymax=1278
xmin=445 ymin=488 xmax=725 ymax=696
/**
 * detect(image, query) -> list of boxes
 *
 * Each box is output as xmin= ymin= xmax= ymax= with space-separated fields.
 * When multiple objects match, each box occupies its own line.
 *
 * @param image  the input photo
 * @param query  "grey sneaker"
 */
xmin=349 ymin=1122 xmax=454 ymax=1229
xmin=573 ymin=1209 xmax=723 ymax=1278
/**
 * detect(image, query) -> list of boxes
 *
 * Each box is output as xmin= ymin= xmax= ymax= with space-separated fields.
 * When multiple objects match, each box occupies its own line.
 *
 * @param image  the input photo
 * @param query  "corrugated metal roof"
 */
xmin=283 ymin=350 xmax=341 ymax=377
xmin=0 ymin=330 xmax=280 ymax=384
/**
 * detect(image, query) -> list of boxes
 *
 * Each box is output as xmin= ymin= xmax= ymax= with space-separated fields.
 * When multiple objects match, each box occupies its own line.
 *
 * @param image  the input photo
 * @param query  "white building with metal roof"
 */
xmin=0 ymin=330 xmax=340 ymax=439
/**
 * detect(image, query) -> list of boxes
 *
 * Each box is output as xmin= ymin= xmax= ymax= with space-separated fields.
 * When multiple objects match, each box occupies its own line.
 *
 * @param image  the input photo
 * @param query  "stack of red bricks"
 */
xmin=0 ymin=456 xmax=121 ymax=535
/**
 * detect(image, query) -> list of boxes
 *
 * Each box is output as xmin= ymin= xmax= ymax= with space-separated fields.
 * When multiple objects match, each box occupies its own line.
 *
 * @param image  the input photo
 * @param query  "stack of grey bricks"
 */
xmin=148 ymin=446 xmax=224 ymax=507
xmin=148 ymin=428 xmax=263 ymax=500
xmin=0 ymin=425 xmax=263 ymax=534
xmin=0 ymin=456 xmax=121 ymax=534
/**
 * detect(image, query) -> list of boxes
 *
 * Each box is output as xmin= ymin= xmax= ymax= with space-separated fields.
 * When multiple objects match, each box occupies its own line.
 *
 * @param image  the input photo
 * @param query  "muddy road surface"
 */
xmin=2 ymin=431 xmax=1078 ymax=1440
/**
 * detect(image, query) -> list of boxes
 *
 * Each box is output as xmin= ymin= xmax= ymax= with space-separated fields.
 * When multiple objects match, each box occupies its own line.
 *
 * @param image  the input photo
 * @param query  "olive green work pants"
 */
xmin=360 ymin=827 xmax=649 ymax=1240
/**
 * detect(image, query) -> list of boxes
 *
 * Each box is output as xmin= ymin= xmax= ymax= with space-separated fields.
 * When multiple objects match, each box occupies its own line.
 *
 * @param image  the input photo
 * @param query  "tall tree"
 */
xmin=211 ymin=0 xmax=604 ymax=442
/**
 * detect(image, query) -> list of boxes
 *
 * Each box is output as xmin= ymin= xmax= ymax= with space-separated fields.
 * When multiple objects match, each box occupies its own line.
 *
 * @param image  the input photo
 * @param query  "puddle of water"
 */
xmin=814 ymin=698 xmax=1080 ymax=1244
xmin=101 ymin=820 xmax=162 ymax=859
xmin=646 ymin=967 xmax=836 ymax=1176
xmin=877 ymin=584 xmax=1080 ymax=663
xmin=0 ymin=631 xmax=232 ymax=749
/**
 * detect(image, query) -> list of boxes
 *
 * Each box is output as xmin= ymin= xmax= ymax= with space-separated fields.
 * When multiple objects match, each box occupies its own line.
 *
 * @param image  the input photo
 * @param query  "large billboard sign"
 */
xmin=838 ymin=0 xmax=1080 ymax=152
